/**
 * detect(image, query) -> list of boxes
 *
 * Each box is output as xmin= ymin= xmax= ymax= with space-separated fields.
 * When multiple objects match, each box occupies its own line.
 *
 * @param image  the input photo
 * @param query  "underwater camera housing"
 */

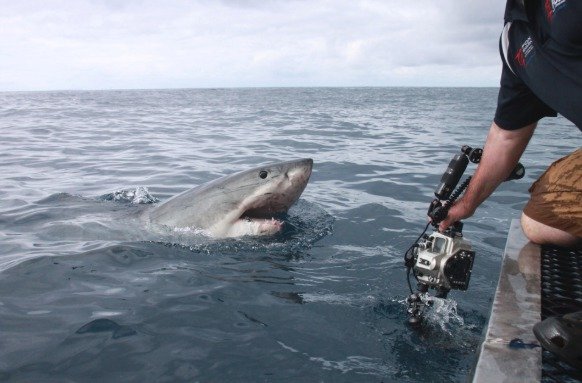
xmin=413 ymin=225 xmax=475 ymax=294
xmin=404 ymin=145 xmax=525 ymax=327
xmin=405 ymin=224 xmax=476 ymax=328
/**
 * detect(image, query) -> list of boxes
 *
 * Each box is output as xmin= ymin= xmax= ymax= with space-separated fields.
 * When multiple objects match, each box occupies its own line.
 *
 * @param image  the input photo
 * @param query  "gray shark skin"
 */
xmin=146 ymin=158 xmax=313 ymax=238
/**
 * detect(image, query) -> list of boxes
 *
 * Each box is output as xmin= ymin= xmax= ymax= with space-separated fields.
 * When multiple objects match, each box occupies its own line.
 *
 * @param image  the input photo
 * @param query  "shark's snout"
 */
xmin=286 ymin=158 xmax=313 ymax=184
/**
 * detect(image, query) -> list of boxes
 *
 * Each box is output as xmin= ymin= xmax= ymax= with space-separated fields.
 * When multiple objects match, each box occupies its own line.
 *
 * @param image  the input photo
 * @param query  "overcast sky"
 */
xmin=0 ymin=0 xmax=507 ymax=91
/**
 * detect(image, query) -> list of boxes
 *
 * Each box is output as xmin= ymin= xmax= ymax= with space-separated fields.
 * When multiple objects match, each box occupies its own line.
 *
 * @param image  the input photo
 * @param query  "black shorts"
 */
xmin=494 ymin=1 xmax=582 ymax=131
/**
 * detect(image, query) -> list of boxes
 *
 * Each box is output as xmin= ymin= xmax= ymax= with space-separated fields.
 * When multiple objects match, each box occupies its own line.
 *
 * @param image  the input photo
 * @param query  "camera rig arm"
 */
xmin=427 ymin=145 xmax=525 ymax=228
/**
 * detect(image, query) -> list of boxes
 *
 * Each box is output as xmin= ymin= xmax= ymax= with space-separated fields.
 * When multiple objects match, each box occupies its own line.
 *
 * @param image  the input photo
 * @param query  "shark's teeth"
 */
xmin=223 ymin=217 xmax=283 ymax=237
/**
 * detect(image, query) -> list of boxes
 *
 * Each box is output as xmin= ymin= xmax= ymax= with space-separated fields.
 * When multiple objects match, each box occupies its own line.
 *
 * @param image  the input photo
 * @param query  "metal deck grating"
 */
xmin=540 ymin=245 xmax=582 ymax=382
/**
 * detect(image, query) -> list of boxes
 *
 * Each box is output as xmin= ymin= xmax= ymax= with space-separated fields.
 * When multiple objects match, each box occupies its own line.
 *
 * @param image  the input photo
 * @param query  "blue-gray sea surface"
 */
xmin=0 ymin=88 xmax=579 ymax=382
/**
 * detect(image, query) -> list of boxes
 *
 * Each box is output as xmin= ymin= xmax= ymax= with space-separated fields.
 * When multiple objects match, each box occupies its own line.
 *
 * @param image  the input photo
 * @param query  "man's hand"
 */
xmin=438 ymin=198 xmax=475 ymax=232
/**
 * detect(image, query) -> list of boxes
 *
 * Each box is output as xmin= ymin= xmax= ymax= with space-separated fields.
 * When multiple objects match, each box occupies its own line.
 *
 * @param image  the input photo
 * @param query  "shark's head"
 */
xmin=148 ymin=158 xmax=313 ymax=238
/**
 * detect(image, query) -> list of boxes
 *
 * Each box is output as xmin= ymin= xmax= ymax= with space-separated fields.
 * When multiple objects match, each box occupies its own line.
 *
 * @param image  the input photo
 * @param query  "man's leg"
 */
xmin=521 ymin=212 xmax=581 ymax=248
xmin=522 ymin=148 xmax=582 ymax=248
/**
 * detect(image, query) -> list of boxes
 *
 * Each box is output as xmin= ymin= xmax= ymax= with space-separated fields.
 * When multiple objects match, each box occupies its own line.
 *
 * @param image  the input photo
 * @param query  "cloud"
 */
xmin=0 ymin=0 xmax=506 ymax=91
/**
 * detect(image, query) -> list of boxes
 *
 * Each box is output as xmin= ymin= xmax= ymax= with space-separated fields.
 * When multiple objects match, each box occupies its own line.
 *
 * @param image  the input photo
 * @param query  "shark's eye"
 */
xmin=259 ymin=170 xmax=268 ymax=179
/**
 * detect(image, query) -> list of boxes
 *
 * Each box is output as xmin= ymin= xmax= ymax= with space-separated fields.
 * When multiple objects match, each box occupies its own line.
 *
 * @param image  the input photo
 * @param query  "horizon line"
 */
xmin=0 ymin=84 xmax=500 ymax=93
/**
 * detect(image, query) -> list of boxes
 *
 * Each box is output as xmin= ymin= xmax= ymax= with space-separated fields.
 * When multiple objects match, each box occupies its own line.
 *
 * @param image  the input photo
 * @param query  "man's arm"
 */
xmin=438 ymin=121 xmax=536 ymax=232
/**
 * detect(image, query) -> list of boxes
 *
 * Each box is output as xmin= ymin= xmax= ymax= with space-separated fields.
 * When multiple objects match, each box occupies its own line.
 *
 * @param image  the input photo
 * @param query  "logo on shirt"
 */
xmin=545 ymin=0 xmax=567 ymax=22
xmin=514 ymin=36 xmax=535 ymax=68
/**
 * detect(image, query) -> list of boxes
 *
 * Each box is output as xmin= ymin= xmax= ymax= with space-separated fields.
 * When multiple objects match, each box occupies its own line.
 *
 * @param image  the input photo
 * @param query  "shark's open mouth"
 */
xmin=241 ymin=206 xmax=282 ymax=220
xmin=241 ymin=207 xmax=285 ymax=225
xmin=237 ymin=205 xmax=287 ymax=236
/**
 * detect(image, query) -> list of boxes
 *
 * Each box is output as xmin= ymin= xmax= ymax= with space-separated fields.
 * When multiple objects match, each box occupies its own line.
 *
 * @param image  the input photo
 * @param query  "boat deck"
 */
xmin=472 ymin=219 xmax=582 ymax=382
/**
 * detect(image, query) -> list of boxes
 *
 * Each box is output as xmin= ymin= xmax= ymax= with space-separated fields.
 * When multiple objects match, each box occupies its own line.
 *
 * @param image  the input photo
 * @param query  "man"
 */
xmin=438 ymin=0 xmax=581 ymax=370
xmin=440 ymin=0 xmax=581 ymax=248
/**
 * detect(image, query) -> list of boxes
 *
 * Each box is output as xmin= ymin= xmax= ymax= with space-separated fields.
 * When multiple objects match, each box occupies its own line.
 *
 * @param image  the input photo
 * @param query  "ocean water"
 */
xmin=0 ymin=87 xmax=579 ymax=382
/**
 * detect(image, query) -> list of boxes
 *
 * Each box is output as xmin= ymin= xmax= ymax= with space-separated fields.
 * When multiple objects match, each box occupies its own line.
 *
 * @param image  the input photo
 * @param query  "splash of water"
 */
xmin=422 ymin=295 xmax=465 ymax=333
xmin=100 ymin=187 xmax=159 ymax=204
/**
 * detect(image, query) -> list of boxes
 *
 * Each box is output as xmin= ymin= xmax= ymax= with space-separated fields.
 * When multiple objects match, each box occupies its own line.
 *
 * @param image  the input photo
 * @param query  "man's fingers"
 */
xmin=438 ymin=219 xmax=449 ymax=233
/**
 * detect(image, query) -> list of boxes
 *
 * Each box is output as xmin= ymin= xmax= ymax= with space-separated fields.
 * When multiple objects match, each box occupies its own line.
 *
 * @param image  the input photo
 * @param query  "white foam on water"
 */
xmin=105 ymin=186 xmax=159 ymax=204
xmin=422 ymin=295 xmax=465 ymax=333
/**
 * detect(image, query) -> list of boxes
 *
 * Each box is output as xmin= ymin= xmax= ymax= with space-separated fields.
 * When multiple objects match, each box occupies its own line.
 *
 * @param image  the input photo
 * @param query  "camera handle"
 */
xmin=427 ymin=176 xmax=472 ymax=229
xmin=428 ymin=145 xmax=524 ymax=227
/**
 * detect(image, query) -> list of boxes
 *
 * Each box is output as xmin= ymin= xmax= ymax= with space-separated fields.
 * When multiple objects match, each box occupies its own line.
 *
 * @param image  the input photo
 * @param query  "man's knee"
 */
xmin=521 ymin=213 xmax=581 ymax=248
xmin=521 ymin=213 xmax=541 ymax=243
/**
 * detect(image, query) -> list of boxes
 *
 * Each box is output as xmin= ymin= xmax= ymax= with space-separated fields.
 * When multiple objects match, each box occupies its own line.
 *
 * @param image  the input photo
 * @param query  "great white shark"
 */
xmin=145 ymin=158 xmax=313 ymax=238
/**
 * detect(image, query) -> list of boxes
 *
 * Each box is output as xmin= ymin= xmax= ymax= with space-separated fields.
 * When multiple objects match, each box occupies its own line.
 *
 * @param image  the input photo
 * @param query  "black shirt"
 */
xmin=494 ymin=0 xmax=582 ymax=131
